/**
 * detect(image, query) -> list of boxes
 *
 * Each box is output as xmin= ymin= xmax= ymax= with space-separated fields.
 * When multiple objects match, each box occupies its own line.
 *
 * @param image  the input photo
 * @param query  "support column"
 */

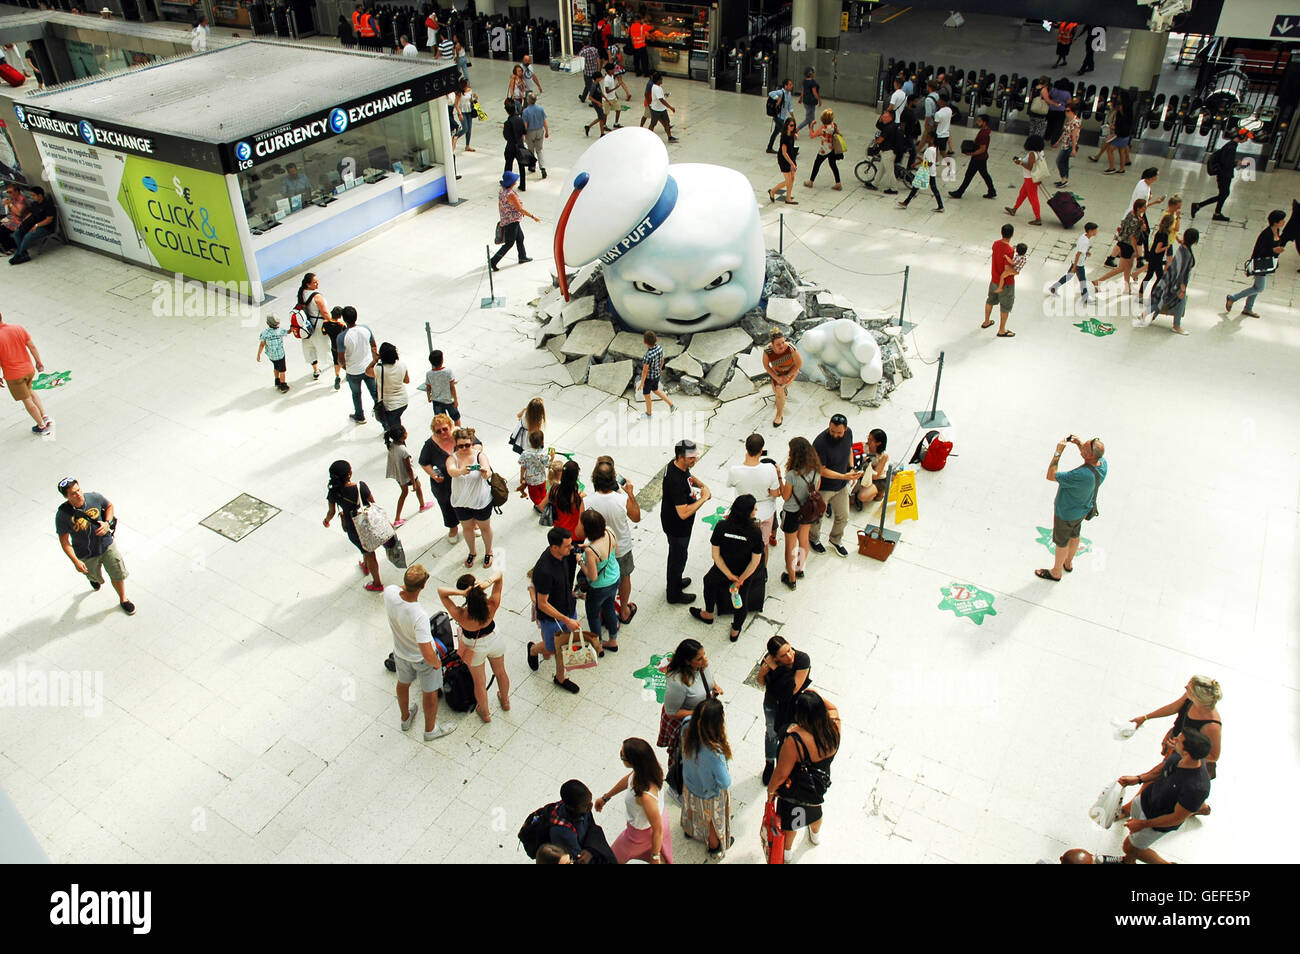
xmin=478 ymin=0 xmax=498 ymax=16
xmin=507 ymin=0 xmax=527 ymax=22
xmin=1120 ymin=29 xmax=1167 ymax=93
xmin=791 ymin=0 xmax=817 ymax=51
xmin=816 ymin=0 xmax=840 ymax=50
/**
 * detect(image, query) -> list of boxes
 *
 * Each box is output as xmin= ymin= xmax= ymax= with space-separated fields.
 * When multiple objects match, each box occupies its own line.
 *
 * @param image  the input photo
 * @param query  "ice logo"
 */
xmin=13 ymin=105 xmax=25 ymax=124
xmin=78 ymin=120 xmax=96 ymax=145
xmin=141 ymin=176 xmax=159 ymax=192
xmin=328 ymin=108 xmax=349 ymax=134
xmin=234 ymin=141 xmax=252 ymax=162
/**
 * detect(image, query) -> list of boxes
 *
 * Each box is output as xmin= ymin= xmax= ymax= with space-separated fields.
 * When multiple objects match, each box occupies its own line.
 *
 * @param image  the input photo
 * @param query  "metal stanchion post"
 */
xmin=779 ymin=213 xmax=784 ymax=255
xmin=897 ymin=265 xmax=915 ymax=331
xmin=482 ymin=246 xmax=505 ymax=308
xmin=913 ymin=351 xmax=950 ymax=427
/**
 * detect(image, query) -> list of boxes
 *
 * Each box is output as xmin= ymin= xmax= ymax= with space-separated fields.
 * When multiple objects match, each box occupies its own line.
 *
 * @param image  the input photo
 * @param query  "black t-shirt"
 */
xmin=900 ymin=108 xmax=920 ymax=143
xmin=533 ymin=548 xmax=575 ymax=619
xmin=504 ymin=114 xmax=526 ymax=151
xmin=813 ymin=428 xmax=854 ymax=491
xmin=22 ymin=197 xmax=54 ymax=231
xmin=660 ymin=463 xmax=694 ymax=537
xmin=327 ymin=481 xmax=371 ymax=532
xmin=55 ymin=492 xmax=114 ymax=559
xmin=710 ymin=520 xmax=763 ymax=576
xmin=1139 ymin=752 xmax=1211 ymax=833
xmin=323 ymin=321 xmax=345 ymax=350
xmin=1250 ymin=227 xmax=1278 ymax=261
xmin=1213 ymin=140 xmax=1237 ymax=177
xmin=801 ymin=77 xmax=819 ymax=104
xmin=1113 ymin=111 xmax=1132 ymax=138
xmin=764 ymin=650 xmax=812 ymax=726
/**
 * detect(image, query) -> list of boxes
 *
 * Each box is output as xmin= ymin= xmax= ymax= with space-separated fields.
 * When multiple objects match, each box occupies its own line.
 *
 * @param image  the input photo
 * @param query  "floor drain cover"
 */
xmin=200 ymin=494 xmax=280 ymax=542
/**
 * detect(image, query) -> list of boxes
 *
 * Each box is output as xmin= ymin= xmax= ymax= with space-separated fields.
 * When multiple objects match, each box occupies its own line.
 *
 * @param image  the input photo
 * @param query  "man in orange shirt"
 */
xmin=351 ymin=4 xmax=362 ymax=41
xmin=629 ymin=17 xmax=649 ymax=77
xmin=0 ymin=312 xmax=51 ymax=433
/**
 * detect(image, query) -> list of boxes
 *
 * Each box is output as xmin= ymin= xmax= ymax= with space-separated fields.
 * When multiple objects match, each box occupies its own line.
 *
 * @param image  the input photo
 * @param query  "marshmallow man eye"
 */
xmin=704 ymin=271 xmax=733 ymax=290
xmin=632 ymin=281 xmax=663 ymax=295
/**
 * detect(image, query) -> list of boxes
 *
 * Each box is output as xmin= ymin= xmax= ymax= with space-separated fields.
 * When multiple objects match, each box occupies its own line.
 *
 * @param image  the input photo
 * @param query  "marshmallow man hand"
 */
xmin=603 ymin=164 xmax=764 ymax=333
xmin=798 ymin=318 xmax=883 ymax=385
xmin=556 ymin=128 xmax=765 ymax=334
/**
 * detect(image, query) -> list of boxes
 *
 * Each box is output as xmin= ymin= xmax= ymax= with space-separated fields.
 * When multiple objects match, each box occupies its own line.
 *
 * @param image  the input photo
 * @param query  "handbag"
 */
xmin=494 ymin=221 xmax=505 ymax=244
xmin=1245 ymin=255 xmax=1277 ymax=276
xmin=911 ymin=165 xmax=930 ymax=190
xmin=560 ymin=630 xmax=599 ymax=670
xmin=1029 ymin=91 xmax=1049 ymax=116
xmin=383 ymin=534 xmax=407 ymax=568
xmin=1028 ymin=153 xmax=1050 ymax=183
xmin=474 ymin=101 xmax=488 ymax=123
xmin=794 ymin=477 xmax=827 ymax=524
xmin=508 ymin=421 xmax=527 ymax=453
xmin=355 ymin=502 xmax=395 ymax=552
xmin=538 ymin=500 xmax=556 ymax=527
xmin=832 ymin=130 xmax=847 ymax=157
xmin=760 ymin=800 xmax=785 ymax=864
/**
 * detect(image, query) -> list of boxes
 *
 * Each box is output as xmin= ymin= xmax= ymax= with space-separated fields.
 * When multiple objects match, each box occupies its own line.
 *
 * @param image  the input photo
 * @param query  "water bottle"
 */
xmin=730 ymin=584 xmax=743 ymax=609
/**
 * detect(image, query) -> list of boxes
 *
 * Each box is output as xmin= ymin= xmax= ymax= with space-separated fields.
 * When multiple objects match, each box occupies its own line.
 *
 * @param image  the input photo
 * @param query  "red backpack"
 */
xmin=922 ymin=438 xmax=953 ymax=471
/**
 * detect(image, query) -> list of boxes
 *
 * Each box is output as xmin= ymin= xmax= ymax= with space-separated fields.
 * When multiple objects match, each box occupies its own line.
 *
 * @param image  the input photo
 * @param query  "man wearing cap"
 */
xmin=809 ymin=414 xmax=863 ymax=558
xmin=661 ymin=439 xmax=712 ymax=604
xmin=55 ymin=478 xmax=135 ymax=615
xmin=0 ymin=311 xmax=52 ymax=434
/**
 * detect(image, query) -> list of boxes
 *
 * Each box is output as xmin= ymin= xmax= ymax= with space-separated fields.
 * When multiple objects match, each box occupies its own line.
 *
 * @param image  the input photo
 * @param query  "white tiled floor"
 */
xmin=2 ymin=53 xmax=1298 ymax=865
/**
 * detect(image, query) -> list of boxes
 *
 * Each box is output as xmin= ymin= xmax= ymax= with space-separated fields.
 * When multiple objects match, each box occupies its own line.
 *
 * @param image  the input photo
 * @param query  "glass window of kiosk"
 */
xmin=236 ymin=105 xmax=440 ymax=231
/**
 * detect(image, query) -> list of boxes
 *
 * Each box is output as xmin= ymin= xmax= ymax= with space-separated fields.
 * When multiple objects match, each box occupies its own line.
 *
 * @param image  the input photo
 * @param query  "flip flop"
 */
xmin=364 ymin=582 xmax=384 ymax=592
xmin=980 ymin=320 xmax=994 ymax=328
xmin=1034 ymin=569 xmax=1061 ymax=582
xmin=465 ymin=554 xmax=476 ymax=568
xmin=1063 ymin=565 xmax=1074 ymax=573
xmin=996 ymin=331 xmax=1016 ymax=337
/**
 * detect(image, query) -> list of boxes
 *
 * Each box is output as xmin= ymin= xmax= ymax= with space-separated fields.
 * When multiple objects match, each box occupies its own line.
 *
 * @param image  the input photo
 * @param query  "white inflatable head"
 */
xmin=557 ymin=127 xmax=764 ymax=334
xmin=798 ymin=318 xmax=883 ymax=385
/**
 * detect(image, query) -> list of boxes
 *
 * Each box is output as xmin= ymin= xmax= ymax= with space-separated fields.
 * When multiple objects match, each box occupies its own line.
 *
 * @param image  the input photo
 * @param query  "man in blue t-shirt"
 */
xmin=1036 ymin=434 xmax=1106 ymax=581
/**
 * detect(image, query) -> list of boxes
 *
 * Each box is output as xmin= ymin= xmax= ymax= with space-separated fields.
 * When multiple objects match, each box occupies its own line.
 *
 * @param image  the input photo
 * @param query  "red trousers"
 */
xmin=1012 ymin=178 xmax=1041 ymax=218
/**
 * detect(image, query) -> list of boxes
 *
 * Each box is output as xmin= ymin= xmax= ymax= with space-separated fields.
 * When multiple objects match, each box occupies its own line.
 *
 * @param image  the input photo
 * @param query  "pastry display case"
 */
xmin=643 ymin=1 xmax=708 ymax=78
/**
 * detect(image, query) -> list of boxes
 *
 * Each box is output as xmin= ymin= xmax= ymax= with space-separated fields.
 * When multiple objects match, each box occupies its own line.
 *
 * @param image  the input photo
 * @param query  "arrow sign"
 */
xmin=1273 ymin=16 xmax=1300 ymax=38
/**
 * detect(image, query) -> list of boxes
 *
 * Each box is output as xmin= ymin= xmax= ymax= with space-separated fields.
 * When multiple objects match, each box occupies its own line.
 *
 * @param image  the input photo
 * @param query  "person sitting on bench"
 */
xmin=9 ymin=186 xmax=55 ymax=266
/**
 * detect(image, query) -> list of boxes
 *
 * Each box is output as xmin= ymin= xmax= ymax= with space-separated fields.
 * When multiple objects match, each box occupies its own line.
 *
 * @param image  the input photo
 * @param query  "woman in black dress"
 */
xmin=418 ymin=413 xmax=463 ymax=542
xmin=767 ymin=116 xmax=800 ymax=206
xmin=323 ymin=460 xmax=383 ymax=591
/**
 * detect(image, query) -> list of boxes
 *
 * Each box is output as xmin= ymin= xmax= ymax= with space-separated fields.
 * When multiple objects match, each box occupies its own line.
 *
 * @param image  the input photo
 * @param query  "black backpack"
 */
xmin=440 ymin=648 xmax=476 ymax=712
xmin=518 ymin=801 xmax=572 ymax=859
xmin=766 ymin=90 xmax=781 ymax=117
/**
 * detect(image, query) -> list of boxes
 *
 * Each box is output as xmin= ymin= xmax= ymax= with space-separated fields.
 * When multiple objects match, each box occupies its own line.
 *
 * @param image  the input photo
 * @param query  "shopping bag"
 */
xmin=760 ymin=800 xmax=785 ymax=864
xmin=383 ymin=534 xmax=407 ymax=568
xmin=560 ymin=630 xmax=599 ymax=670
xmin=508 ymin=421 xmax=526 ymax=453
xmin=1088 ymin=781 xmax=1124 ymax=830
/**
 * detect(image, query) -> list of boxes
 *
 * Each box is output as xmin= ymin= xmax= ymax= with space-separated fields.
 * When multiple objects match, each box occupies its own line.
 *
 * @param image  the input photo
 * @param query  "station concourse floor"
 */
xmin=0 ymin=50 xmax=1297 ymax=865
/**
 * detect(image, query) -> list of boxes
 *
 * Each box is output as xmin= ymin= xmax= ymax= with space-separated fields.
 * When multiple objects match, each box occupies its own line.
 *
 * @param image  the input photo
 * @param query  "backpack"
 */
xmin=489 ymin=471 xmax=509 ymax=511
xmin=909 ymin=429 xmax=941 ymax=465
xmin=1206 ymin=148 xmax=1222 ymax=177
xmin=430 ymin=610 xmax=455 ymax=648
xmin=440 ymin=647 xmax=476 ymax=712
xmin=518 ymin=801 xmax=572 ymax=859
xmin=766 ymin=90 xmax=782 ymax=117
xmin=289 ymin=304 xmax=316 ymax=339
xmin=922 ymin=438 xmax=953 ymax=471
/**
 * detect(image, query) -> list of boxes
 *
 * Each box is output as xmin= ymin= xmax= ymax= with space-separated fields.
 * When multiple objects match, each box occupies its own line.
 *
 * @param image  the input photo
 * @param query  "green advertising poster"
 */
xmin=118 ymin=156 xmax=249 ymax=286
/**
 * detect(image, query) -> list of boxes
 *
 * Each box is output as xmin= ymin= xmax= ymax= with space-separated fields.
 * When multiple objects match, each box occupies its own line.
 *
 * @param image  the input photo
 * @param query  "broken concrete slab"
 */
xmin=765 ymin=297 xmax=805 ymax=326
xmin=561 ymin=320 xmax=616 ymax=358
xmin=659 ymin=337 xmax=684 ymax=360
xmin=687 ymin=327 xmax=752 ymax=367
xmin=679 ymin=375 xmax=702 ymax=396
xmin=606 ymin=331 xmax=650 ymax=362
xmin=587 ymin=358 xmax=634 ymax=396
xmin=839 ymin=376 xmax=861 ymax=400
xmin=565 ymin=356 xmax=592 ymax=385
xmin=718 ymin=373 xmax=756 ymax=402
xmin=546 ymin=334 xmax=568 ymax=362
xmin=665 ymin=354 xmax=703 ymax=378
xmin=702 ymin=356 xmax=733 ymax=395
xmin=561 ymin=296 xmax=596 ymax=328
xmin=735 ymin=348 xmax=768 ymax=381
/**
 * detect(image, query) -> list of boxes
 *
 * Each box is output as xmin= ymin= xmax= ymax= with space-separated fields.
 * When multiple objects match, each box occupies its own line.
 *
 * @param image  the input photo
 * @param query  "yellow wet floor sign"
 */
xmin=890 ymin=469 xmax=919 ymax=524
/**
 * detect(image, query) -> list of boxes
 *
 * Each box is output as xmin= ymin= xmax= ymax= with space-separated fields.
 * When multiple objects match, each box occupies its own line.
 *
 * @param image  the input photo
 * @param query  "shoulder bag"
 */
xmin=1029 ymin=89 xmax=1049 ymax=115
xmin=794 ymin=474 xmax=827 ymax=524
xmin=783 ymin=732 xmax=833 ymax=803
xmin=1245 ymin=255 xmax=1277 ymax=277
xmin=1083 ymin=464 xmax=1102 ymax=520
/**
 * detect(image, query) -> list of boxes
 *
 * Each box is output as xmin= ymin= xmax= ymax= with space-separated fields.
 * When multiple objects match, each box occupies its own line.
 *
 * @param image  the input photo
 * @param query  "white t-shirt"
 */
xmin=378 ymin=358 xmax=408 ymax=409
xmin=602 ymin=74 xmax=619 ymax=100
xmin=385 ymin=586 xmax=432 ymax=663
xmin=402 ymin=42 xmax=418 ymax=57
xmin=650 ymin=84 xmax=668 ymax=112
xmin=1072 ymin=233 xmax=1092 ymax=262
xmin=727 ymin=462 xmax=781 ymax=522
xmin=921 ymin=144 xmax=938 ymax=169
xmin=586 ymin=490 xmax=633 ymax=556
xmin=1129 ymin=179 xmax=1151 ymax=210
xmin=889 ymin=88 xmax=907 ymax=113
xmin=934 ymin=106 xmax=952 ymax=138
xmin=342 ymin=326 xmax=374 ymax=375
xmin=1021 ymin=150 xmax=1039 ymax=180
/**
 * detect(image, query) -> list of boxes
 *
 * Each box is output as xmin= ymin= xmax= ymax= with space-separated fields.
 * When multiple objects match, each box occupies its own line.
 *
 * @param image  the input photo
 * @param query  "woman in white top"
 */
xmin=375 ymin=342 xmax=410 ymax=435
xmin=445 ymin=426 xmax=496 ymax=568
xmin=1005 ymin=134 xmax=1044 ymax=225
xmin=596 ymin=737 xmax=674 ymax=863
xmin=295 ymin=272 xmax=329 ymax=381
xmin=438 ymin=570 xmax=510 ymax=722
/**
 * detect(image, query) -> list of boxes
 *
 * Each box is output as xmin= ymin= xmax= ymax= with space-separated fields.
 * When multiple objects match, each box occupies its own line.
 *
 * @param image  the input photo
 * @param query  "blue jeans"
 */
xmin=763 ymin=703 xmax=781 ymax=760
xmin=347 ymin=372 xmax=378 ymax=420
xmin=1227 ymin=274 xmax=1267 ymax=312
xmin=1056 ymin=147 xmax=1071 ymax=180
xmin=11 ymin=225 xmax=50 ymax=259
xmin=1051 ymin=265 xmax=1089 ymax=300
xmin=796 ymin=102 xmax=817 ymax=131
xmin=586 ymin=580 xmax=620 ymax=641
xmin=460 ymin=110 xmax=473 ymax=149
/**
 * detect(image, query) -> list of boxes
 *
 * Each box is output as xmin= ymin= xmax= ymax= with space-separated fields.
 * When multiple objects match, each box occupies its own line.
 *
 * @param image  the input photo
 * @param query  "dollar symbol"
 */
xmin=173 ymin=175 xmax=183 ymax=197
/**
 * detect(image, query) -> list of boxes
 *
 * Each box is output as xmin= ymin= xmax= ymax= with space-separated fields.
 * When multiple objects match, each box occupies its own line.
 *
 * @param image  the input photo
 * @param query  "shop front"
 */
xmin=11 ymin=41 xmax=460 ymax=296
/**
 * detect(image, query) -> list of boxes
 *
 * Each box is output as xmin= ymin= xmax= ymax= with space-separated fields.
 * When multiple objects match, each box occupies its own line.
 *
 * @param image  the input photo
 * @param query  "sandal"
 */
xmin=620 ymin=602 xmax=638 ymax=625
xmin=784 ymin=199 xmax=798 ymax=205
xmin=768 ymin=189 xmax=776 ymax=203
xmin=1062 ymin=564 xmax=1074 ymax=573
xmin=980 ymin=320 xmax=994 ymax=328
xmin=465 ymin=554 xmax=476 ymax=568
xmin=996 ymin=331 xmax=1016 ymax=337
xmin=1034 ymin=568 xmax=1061 ymax=582
xmin=482 ymin=552 xmax=494 ymax=568
xmin=364 ymin=582 xmax=384 ymax=592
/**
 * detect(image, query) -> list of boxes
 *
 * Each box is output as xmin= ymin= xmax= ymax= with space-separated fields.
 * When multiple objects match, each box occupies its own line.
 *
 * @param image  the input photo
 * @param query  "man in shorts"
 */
xmin=55 ymin=478 xmax=134 ymax=614
xmin=1036 ymin=434 xmax=1106 ymax=582
xmin=386 ymin=564 xmax=456 ymax=741
xmin=0 ymin=312 xmax=51 ymax=434
xmin=601 ymin=61 xmax=630 ymax=129
xmin=1116 ymin=728 xmax=1213 ymax=864
xmin=527 ymin=528 xmax=582 ymax=692
xmin=982 ymin=223 xmax=1017 ymax=337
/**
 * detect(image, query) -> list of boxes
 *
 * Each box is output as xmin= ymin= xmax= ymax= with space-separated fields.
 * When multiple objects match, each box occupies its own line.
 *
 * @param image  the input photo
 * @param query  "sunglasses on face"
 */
xmin=456 ymin=443 xmax=471 ymax=449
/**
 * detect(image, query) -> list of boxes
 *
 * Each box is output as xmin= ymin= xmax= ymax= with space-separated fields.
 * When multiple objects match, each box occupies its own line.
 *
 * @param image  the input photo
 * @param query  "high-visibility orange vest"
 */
xmin=351 ymin=10 xmax=361 ymax=33
xmin=630 ymin=22 xmax=646 ymax=49
xmin=1058 ymin=22 xmax=1077 ymax=44
xmin=359 ymin=14 xmax=376 ymax=38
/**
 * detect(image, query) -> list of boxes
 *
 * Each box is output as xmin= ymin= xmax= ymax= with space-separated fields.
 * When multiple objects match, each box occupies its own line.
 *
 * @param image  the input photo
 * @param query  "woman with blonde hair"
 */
xmin=444 ymin=426 xmax=496 ymax=568
xmin=418 ymin=413 xmax=465 ymax=541
xmin=1130 ymin=676 xmax=1222 ymax=814
xmin=804 ymin=107 xmax=843 ymax=191
xmin=779 ymin=436 xmax=821 ymax=589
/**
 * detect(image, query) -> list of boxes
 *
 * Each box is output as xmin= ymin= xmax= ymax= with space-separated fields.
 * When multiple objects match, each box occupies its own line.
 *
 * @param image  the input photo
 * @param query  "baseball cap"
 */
xmin=57 ymin=476 xmax=77 ymax=496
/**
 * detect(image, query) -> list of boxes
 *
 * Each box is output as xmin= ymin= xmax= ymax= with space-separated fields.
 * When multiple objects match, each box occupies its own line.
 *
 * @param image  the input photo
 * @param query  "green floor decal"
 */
xmin=938 ymin=582 xmax=998 ymax=625
xmin=632 ymin=652 xmax=673 ymax=703
xmin=1074 ymin=318 xmax=1116 ymax=337
xmin=1035 ymin=526 xmax=1092 ymax=556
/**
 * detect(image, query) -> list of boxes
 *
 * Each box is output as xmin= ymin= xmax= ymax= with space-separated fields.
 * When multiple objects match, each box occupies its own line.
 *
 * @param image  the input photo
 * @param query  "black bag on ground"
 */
xmin=440 ymin=648 xmax=476 ymax=712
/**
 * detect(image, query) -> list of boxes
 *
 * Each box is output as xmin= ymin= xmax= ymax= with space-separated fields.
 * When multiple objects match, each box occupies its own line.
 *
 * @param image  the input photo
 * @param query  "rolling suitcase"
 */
xmin=1046 ymin=188 xmax=1085 ymax=229
xmin=0 ymin=63 xmax=26 ymax=88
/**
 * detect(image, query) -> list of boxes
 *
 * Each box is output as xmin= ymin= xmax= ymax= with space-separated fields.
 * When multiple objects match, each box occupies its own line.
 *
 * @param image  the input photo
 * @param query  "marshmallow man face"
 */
xmin=602 ymin=164 xmax=764 ymax=334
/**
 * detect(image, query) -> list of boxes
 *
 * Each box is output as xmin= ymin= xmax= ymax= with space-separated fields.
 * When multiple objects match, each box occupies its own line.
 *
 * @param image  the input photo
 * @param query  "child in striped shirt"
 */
xmin=639 ymin=329 xmax=675 ymax=419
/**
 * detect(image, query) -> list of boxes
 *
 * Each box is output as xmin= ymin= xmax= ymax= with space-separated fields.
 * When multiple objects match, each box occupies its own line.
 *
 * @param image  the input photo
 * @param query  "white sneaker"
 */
xmin=401 ymin=702 xmax=419 ymax=731
xmin=808 ymin=830 xmax=821 ymax=845
xmin=424 ymin=723 xmax=456 ymax=741
xmin=783 ymin=850 xmax=793 ymax=864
